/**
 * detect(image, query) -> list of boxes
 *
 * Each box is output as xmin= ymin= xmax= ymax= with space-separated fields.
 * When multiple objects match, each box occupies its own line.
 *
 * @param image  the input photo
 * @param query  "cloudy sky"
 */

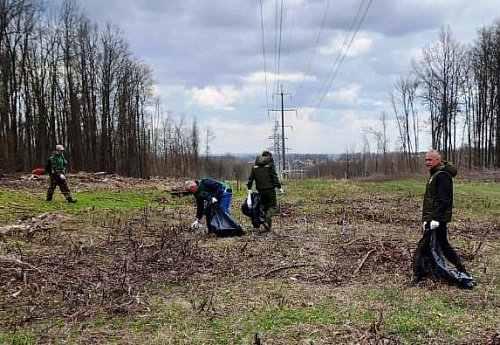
xmin=49 ymin=0 xmax=500 ymax=155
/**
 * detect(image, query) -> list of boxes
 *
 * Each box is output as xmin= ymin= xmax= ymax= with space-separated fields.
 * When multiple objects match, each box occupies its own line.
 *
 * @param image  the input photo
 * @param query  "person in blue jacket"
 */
xmin=184 ymin=178 xmax=232 ymax=230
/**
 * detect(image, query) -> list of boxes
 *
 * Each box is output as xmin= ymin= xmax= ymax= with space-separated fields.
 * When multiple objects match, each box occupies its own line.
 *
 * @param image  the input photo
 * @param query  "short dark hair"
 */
xmin=262 ymin=150 xmax=272 ymax=157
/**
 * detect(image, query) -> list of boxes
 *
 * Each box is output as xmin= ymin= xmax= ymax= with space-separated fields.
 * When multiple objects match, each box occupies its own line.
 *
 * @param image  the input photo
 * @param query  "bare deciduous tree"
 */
xmin=414 ymin=26 xmax=465 ymax=162
xmin=390 ymin=73 xmax=420 ymax=172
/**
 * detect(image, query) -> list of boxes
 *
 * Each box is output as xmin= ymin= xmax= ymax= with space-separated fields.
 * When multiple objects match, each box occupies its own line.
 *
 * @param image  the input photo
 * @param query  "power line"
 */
xmin=260 ymin=0 xmax=291 ymax=172
xmin=308 ymin=0 xmax=374 ymax=117
xmin=259 ymin=0 xmax=270 ymax=111
xmin=273 ymin=0 xmax=284 ymax=96
xmin=259 ymin=0 xmax=373 ymax=160
xmin=294 ymin=0 xmax=332 ymax=98
xmin=273 ymin=0 xmax=279 ymax=95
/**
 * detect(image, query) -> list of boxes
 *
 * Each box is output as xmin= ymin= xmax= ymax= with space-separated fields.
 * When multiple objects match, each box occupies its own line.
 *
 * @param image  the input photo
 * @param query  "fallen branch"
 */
xmin=346 ymin=237 xmax=363 ymax=246
xmin=353 ymin=249 xmax=376 ymax=276
xmin=472 ymin=241 xmax=483 ymax=258
xmin=251 ymin=263 xmax=313 ymax=278
xmin=0 ymin=224 xmax=28 ymax=235
xmin=0 ymin=256 xmax=42 ymax=273
xmin=4 ymin=203 xmax=31 ymax=210
xmin=67 ymin=307 xmax=91 ymax=320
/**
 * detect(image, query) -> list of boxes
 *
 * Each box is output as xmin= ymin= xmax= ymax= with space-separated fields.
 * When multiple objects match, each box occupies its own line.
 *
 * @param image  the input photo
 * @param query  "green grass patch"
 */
xmin=1 ymin=177 xmax=499 ymax=344
xmin=0 ymin=331 xmax=37 ymax=345
xmin=0 ymin=189 xmax=171 ymax=222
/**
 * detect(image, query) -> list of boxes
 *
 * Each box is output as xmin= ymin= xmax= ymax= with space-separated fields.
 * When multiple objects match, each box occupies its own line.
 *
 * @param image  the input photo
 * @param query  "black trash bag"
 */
xmin=412 ymin=228 xmax=475 ymax=289
xmin=241 ymin=192 xmax=265 ymax=228
xmin=205 ymin=202 xmax=244 ymax=237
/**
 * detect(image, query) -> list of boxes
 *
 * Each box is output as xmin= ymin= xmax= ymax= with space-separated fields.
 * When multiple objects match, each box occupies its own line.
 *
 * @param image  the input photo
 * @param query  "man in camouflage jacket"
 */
xmin=247 ymin=150 xmax=283 ymax=231
xmin=46 ymin=144 xmax=76 ymax=203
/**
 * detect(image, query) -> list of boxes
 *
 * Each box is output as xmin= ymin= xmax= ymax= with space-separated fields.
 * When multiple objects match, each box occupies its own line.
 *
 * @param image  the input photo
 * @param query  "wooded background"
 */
xmin=1 ymin=0 xmax=500 ymax=180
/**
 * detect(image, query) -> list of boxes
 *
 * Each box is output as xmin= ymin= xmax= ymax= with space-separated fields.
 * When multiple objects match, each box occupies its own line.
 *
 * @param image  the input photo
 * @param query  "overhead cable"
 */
xmin=273 ymin=0 xmax=285 ymax=107
xmin=260 ymin=0 xmax=270 ymax=111
xmin=294 ymin=0 xmax=332 ymax=98
xmin=308 ymin=0 xmax=374 ymax=117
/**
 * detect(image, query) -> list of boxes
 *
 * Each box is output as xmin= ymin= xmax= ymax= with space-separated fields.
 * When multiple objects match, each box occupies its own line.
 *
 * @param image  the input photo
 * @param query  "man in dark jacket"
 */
xmin=420 ymin=149 xmax=473 ymax=284
xmin=185 ymin=178 xmax=232 ymax=230
xmin=246 ymin=150 xmax=283 ymax=231
xmin=46 ymin=144 xmax=77 ymax=203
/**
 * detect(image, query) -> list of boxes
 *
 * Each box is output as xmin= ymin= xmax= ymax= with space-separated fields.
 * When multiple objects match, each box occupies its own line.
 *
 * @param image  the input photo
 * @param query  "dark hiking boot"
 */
xmin=67 ymin=198 xmax=77 ymax=203
xmin=258 ymin=229 xmax=270 ymax=236
xmin=462 ymin=280 xmax=477 ymax=290
xmin=457 ymin=267 xmax=472 ymax=277
xmin=410 ymin=276 xmax=423 ymax=286
xmin=261 ymin=221 xmax=270 ymax=231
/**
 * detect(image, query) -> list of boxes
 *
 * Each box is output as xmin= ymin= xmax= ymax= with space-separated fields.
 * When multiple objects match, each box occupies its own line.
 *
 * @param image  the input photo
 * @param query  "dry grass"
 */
xmin=0 ymin=173 xmax=499 ymax=344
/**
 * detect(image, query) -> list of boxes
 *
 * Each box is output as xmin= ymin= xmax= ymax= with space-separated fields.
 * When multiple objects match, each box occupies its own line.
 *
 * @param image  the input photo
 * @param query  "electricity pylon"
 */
xmin=269 ymin=85 xmax=295 ymax=178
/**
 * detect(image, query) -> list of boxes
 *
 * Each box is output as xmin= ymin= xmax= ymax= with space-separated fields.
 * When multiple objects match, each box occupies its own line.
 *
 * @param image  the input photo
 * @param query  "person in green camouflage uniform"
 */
xmin=246 ymin=150 xmax=283 ymax=231
xmin=46 ymin=144 xmax=76 ymax=203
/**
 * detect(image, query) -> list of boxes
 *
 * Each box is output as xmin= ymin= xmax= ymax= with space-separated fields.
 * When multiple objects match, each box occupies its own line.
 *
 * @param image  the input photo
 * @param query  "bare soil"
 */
xmin=1 ymin=173 xmax=499 ymax=344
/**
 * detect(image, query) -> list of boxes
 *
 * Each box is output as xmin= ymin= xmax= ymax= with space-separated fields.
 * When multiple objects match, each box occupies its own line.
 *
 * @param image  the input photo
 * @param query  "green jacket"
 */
xmin=49 ymin=152 xmax=67 ymax=175
xmin=246 ymin=156 xmax=281 ymax=191
xmin=193 ymin=178 xmax=231 ymax=220
xmin=422 ymin=161 xmax=457 ymax=223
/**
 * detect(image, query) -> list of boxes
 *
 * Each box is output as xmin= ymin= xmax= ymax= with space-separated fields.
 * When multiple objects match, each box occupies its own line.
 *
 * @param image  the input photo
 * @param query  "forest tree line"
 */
xmin=2 ymin=0 xmax=500 ymax=180
xmin=0 ymin=0 xmax=201 ymax=178
xmin=387 ymin=23 xmax=500 ymax=173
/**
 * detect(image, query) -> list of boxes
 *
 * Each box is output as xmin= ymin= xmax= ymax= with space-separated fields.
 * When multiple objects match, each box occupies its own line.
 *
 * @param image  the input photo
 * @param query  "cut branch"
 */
xmin=251 ymin=263 xmax=313 ymax=278
xmin=353 ymin=249 xmax=376 ymax=276
xmin=0 ymin=256 xmax=42 ymax=273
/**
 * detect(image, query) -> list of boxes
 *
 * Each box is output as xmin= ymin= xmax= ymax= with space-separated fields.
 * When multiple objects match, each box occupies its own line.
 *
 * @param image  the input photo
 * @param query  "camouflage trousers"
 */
xmin=257 ymin=188 xmax=277 ymax=228
xmin=47 ymin=174 xmax=72 ymax=200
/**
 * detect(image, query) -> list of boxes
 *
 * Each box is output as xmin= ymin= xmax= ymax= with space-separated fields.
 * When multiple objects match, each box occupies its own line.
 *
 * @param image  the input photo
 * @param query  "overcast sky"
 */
xmin=49 ymin=0 xmax=500 ymax=155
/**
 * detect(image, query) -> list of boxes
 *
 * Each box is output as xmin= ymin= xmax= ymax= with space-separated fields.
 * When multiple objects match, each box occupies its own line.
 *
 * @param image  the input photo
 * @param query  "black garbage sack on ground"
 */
xmin=205 ymin=202 xmax=245 ymax=237
xmin=241 ymin=192 xmax=265 ymax=228
xmin=412 ymin=228 xmax=476 ymax=289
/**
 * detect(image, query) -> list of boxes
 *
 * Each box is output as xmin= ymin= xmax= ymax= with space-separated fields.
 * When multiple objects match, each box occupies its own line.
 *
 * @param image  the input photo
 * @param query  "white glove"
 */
xmin=246 ymin=190 xmax=253 ymax=207
xmin=422 ymin=222 xmax=427 ymax=231
xmin=190 ymin=219 xmax=199 ymax=230
xmin=277 ymin=187 xmax=284 ymax=194
xmin=430 ymin=220 xmax=440 ymax=230
xmin=211 ymin=197 xmax=217 ymax=203
xmin=59 ymin=174 xmax=66 ymax=181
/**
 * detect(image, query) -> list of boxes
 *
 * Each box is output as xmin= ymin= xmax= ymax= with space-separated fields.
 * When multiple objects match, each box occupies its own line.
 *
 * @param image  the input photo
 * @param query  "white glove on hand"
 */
xmin=277 ymin=187 xmax=284 ymax=194
xmin=211 ymin=197 xmax=217 ymax=204
xmin=59 ymin=174 xmax=66 ymax=181
xmin=430 ymin=220 xmax=440 ymax=230
xmin=246 ymin=190 xmax=253 ymax=207
xmin=422 ymin=221 xmax=427 ymax=231
xmin=190 ymin=219 xmax=199 ymax=230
